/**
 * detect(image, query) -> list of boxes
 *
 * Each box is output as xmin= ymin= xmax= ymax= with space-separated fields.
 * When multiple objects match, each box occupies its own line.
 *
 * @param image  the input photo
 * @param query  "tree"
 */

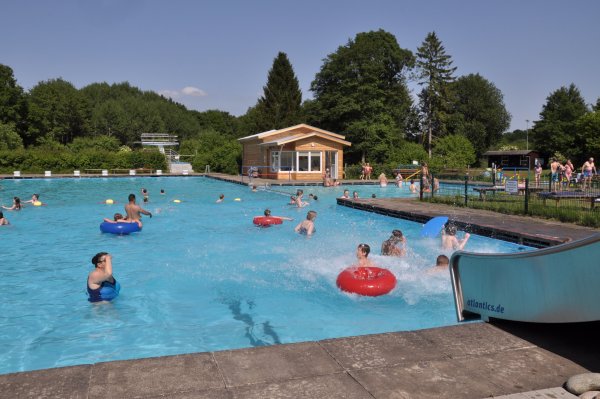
xmin=182 ymin=131 xmax=242 ymax=174
xmin=195 ymin=109 xmax=240 ymax=137
xmin=0 ymin=64 xmax=27 ymax=136
xmin=575 ymin=111 xmax=600 ymax=159
xmin=309 ymin=30 xmax=414 ymax=163
xmin=431 ymin=134 xmax=476 ymax=170
xmin=531 ymin=84 xmax=588 ymax=162
xmin=0 ymin=122 xmax=24 ymax=150
xmin=416 ymin=32 xmax=457 ymax=157
xmin=254 ymin=52 xmax=303 ymax=131
xmin=27 ymin=78 xmax=90 ymax=146
xmin=448 ymin=73 xmax=511 ymax=158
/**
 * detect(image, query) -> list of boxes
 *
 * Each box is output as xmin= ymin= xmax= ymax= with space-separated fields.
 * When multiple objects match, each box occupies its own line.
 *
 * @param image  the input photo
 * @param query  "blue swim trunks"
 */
xmin=551 ymin=172 xmax=559 ymax=182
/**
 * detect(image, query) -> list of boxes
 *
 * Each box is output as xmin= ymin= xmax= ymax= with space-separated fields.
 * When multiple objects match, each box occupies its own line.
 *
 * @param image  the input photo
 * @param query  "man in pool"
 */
xmin=87 ymin=252 xmax=118 ymax=303
xmin=427 ymin=254 xmax=450 ymax=274
xmin=356 ymin=243 xmax=376 ymax=267
xmin=125 ymin=193 xmax=152 ymax=225
xmin=441 ymin=223 xmax=470 ymax=250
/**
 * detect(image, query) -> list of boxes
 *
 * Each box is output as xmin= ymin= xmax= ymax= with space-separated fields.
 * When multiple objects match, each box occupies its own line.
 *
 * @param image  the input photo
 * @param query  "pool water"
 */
xmin=0 ymin=177 xmax=530 ymax=374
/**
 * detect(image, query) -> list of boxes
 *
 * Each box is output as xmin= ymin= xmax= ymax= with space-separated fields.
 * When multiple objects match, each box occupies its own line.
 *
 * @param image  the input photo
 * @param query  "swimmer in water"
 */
xmin=87 ymin=252 xmax=118 ymax=303
xmin=441 ymin=223 xmax=470 ymax=250
xmin=2 ymin=196 xmax=22 ymax=211
xmin=294 ymin=210 xmax=317 ymax=236
xmin=355 ymin=243 xmax=376 ymax=267
xmin=160 ymin=189 xmax=165 ymax=195
xmin=23 ymin=194 xmax=40 ymax=205
xmin=216 ymin=194 xmax=225 ymax=203
xmin=339 ymin=189 xmax=350 ymax=199
xmin=124 ymin=194 xmax=152 ymax=227
xmin=103 ymin=212 xmax=142 ymax=228
xmin=0 ymin=211 xmax=9 ymax=225
xmin=295 ymin=189 xmax=308 ymax=207
xmin=257 ymin=208 xmax=293 ymax=222
xmin=381 ymin=229 xmax=406 ymax=257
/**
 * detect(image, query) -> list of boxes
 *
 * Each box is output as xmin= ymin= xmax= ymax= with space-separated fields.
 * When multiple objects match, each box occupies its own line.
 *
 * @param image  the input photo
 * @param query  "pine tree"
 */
xmin=416 ymin=32 xmax=457 ymax=157
xmin=255 ymin=52 xmax=303 ymax=131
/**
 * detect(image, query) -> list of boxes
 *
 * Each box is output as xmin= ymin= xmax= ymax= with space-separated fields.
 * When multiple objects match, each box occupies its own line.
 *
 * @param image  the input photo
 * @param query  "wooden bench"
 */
xmin=537 ymin=191 xmax=600 ymax=209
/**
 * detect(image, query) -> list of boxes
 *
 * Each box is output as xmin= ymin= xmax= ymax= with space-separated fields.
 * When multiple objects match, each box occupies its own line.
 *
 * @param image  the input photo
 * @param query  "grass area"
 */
xmin=426 ymin=193 xmax=600 ymax=228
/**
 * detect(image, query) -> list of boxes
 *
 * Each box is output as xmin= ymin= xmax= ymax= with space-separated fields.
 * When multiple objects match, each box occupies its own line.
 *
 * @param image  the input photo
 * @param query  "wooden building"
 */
xmin=238 ymin=124 xmax=351 ymax=181
xmin=482 ymin=150 xmax=543 ymax=170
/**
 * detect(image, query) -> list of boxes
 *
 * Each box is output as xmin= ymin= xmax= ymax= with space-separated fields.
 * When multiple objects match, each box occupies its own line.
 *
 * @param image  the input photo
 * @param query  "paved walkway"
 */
xmin=2 ymin=320 xmax=597 ymax=398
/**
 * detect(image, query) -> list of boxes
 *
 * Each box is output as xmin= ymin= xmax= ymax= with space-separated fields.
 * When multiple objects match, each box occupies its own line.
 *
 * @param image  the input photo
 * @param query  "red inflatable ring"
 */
xmin=253 ymin=216 xmax=283 ymax=227
xmin=336 ymin=266 xmax=397 ymax=297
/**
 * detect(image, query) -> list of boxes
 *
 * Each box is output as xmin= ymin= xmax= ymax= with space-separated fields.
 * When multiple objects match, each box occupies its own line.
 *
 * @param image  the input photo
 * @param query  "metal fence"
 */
xmin=420 ymin=173 xmax=600 ymax=228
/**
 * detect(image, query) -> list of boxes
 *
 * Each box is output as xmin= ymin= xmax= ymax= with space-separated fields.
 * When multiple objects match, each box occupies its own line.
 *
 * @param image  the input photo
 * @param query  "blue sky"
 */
xmin=2 ymin=0 xmax=599 ymax=131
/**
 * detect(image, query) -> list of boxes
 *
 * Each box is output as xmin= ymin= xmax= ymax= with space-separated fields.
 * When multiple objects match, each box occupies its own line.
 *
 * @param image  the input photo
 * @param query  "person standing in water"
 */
xmin=87 ymin=252 xmax=119 ymax=303
xmin=125 ymin=194 xmax=152 ymax=226
xmin=295 ymin=210 xmax=317 ymax=236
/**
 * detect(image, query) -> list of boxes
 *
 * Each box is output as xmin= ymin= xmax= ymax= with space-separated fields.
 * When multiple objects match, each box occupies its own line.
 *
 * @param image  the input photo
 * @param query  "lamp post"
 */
xmin=525 ymin=119 xmax=529 ymax=151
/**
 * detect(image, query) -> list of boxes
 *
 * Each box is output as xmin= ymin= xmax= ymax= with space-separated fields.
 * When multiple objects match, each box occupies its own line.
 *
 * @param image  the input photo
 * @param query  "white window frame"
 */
xmin=296 ymin=151 xmax=322 ymax=173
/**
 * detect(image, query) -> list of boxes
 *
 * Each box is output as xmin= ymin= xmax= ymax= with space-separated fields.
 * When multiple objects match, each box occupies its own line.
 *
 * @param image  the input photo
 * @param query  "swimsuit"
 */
xmin=87 ymin=278 xmax=120 ymax=302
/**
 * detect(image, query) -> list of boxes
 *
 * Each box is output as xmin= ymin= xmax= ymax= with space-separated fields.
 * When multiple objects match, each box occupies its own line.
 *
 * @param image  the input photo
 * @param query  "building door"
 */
xmin=325 ymin=151 xmax=338 ymax=179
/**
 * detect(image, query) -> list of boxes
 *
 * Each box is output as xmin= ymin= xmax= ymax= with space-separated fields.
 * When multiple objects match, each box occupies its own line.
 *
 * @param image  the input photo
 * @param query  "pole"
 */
xmin=464 ymin=175 xmax=468 ymax=206
xmin=525 ymin=119 xmax=529 ymax=151
xmin=524 ymin=178 xmax=529 ymax=214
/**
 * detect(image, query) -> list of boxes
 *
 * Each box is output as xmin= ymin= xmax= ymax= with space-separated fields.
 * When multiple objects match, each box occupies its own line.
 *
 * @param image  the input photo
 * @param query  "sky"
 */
xmin=2 ymin=0 xmax=599 ymax=132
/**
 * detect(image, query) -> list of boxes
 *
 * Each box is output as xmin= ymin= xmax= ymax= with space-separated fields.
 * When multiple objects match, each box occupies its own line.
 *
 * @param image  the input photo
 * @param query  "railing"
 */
xmin=420 ymin=172 xmax=600 ymax=227
xmin=241 ymin=165 xmax=293 ymax=183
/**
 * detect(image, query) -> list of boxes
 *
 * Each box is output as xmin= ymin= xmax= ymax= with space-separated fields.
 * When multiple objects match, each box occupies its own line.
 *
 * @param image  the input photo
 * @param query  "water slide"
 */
xmin=450 ymin=233 xmax=600 ymax=323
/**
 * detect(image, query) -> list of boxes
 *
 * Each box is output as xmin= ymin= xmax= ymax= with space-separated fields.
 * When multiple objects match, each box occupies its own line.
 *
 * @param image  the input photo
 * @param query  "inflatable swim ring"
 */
xmin=253 ymin=216 xmax=283 ymax=227
xmin=336 ymin=266 xmax=396 ymax=297
xmin=33 ymin=201 xmax=43 ymax=206
xmin=105 ymin=199 xmax=114 ymax=205
xmin=99 ymin=221 xmax=141 ymax=235
xmin=88 ymin=279 xmax=120 ymax=302
xmin=173 ymin=199 xmax=181 ymax=203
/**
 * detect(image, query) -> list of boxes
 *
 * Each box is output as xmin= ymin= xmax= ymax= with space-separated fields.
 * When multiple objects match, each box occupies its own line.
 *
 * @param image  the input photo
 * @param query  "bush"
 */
xmin=0 ymin=148 xmax=166 ymax=173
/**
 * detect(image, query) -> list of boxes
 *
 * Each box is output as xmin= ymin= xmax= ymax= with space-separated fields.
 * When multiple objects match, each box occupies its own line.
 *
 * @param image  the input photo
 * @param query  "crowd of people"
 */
xmin=535 ymin=157 xmax=596 ymax=190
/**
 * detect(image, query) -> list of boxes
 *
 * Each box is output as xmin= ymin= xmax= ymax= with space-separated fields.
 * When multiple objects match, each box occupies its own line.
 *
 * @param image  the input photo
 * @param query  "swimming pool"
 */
xmin=0 ymin=177 xmax=530 ymax=374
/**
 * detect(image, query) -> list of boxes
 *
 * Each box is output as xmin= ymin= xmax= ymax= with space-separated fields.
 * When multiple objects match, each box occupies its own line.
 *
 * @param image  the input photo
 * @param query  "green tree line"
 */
xmin=1 ymin=30 xmax=597 ymax=174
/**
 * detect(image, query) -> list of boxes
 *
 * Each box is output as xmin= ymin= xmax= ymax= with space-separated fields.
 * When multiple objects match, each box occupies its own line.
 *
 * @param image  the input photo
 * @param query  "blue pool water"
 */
xmin=0 ymin=177 xmax=530 ymax=374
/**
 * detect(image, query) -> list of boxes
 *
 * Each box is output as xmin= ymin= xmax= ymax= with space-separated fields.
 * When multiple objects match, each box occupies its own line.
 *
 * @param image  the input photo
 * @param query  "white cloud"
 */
xmin=181 ymin=86 xmax=207 ymax=97
xmin=157 ymin=86 xmax=208 ymax=99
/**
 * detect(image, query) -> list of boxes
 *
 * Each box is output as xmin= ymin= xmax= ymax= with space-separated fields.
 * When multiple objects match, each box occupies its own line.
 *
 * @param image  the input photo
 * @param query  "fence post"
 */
xmin=419 ymin=170 xmax=424 ymax=201
xmin=464 ymin=175 xmax=468 ymax=206
xmin=431 ymin=174 xmax=435 ymax=199
xmin=524 ymin=178 xmax=529 ymax=214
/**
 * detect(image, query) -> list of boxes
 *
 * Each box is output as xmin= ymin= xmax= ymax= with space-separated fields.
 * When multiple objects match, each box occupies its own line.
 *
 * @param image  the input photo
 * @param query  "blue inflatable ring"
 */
xmin=100 ymin=221 xmax=141 ymax=235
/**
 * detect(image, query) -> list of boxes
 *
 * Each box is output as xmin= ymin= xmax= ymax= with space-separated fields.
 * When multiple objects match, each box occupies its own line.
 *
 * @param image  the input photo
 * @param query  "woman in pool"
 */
xmin=23 ymin=194 xmax=40 ymax=205
xmin=378 ymin=173 xmax=388 ymax=187
xmin=0 ymin=211 xmax=9 ymax=225
xmin=295 ymin=210 xmax=317 ymax=236
xmin=2 ymin=196 xmax=22 ymax=211
xmin=352 ymin=191 xmax=359 ymax=199
xmin=87 ymin=252 xmax=119 ymax=303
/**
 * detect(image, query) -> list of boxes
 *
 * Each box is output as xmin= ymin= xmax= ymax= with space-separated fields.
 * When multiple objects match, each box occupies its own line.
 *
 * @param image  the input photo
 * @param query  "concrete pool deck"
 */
xmin=2 ymin=172 xmax=598 ymax=398
xmin=1 ymin=320 xmax=598 ymax=398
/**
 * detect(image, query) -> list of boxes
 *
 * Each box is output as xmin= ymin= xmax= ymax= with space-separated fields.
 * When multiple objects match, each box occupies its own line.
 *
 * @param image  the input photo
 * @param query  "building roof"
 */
xmin=483 ymin=150 xmax=538 ymax=156
xmin=259 ymin=132 xmax=351 ymax=147
xmin=238 ymin=124 xmax=349 ymax=145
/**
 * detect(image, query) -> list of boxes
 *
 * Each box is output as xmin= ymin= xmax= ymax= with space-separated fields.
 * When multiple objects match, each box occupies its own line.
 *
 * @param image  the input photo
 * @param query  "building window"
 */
xmin=271 ymin=151 xmax=295 ymax=172
xmin=297 ymin=151 xmax=321 ymax=172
